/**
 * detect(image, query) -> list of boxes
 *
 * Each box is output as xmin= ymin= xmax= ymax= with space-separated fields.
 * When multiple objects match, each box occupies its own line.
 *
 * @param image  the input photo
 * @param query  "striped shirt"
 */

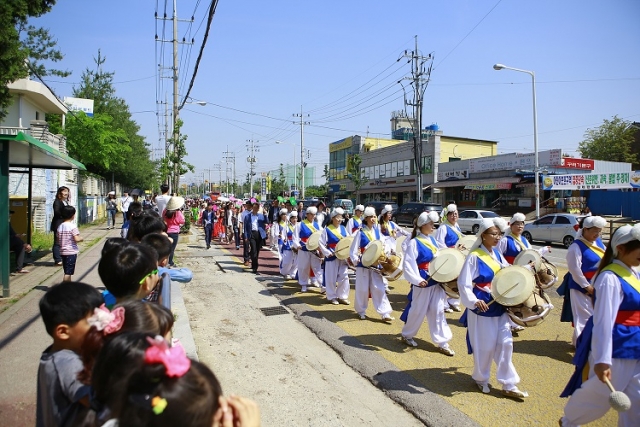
xmin=57 ymin=222 xmax=80 ymax=255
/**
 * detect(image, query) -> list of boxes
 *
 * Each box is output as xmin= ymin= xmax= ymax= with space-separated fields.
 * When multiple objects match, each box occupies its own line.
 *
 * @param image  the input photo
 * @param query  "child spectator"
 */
xmin=128 ymin=211 xmax=167 ymax=243
xmin=97 ymin=334 xmax=260 ymax=427
xmin=98 ymin=243 xmax=159 ymax=305
xmin=36 ymin=282 xmax=103 ymax=427
xmin=56 ymin=205 xmax=83 ymax=282
xmin=121 ymin=201 xmax=143 ymax=239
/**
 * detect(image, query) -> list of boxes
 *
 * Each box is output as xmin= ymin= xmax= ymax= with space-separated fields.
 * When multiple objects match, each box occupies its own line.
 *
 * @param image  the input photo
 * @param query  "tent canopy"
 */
xmin=0 ymin=131 xmax=85 ymax=170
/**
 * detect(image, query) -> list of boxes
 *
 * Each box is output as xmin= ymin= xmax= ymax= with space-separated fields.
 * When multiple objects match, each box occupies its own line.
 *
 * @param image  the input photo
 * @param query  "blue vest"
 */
xmin=381 ymin=221 xmax=397 ymax=237
xmin=357 ymin=227 xmax=381 ymax=267
xmin=325 ymin=225 xmax=348 ymax=262
xmin=470 ymin=249 xmax=505 ymax=317
xmin=278 ymin=221 xmax=287 ymax=249
xmin=444 ymin=224 xmax=461 ymax=248
xmin=568 ymin=238 xmax=605 ymax=293
xmin=282 ymin=224 xmax=294 ymax=251
xmin=611 ymin=274 xmax=640 ymax=359
xmin=503 ymin=235 xmax=531 ymax=264
xmin=299 ymin=220 xmax=319 ymax=251
xmin=351 ymin=218 xmax=361 ymax=234
xmin=414 ymin=236 xmax=438 ymax=284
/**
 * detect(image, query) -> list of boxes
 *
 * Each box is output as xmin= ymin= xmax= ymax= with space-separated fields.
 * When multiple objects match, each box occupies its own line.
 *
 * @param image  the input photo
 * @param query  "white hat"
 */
xmin=108 ymin=191 xmax=115 ymax=196
xmin=355 ymin=204 xmax=365 ymax=212
xmin=510 ymin=213 xmax=526 ymax=223
xmin=331 ymin=207 xmax=345 ymax=218
xmin=363 ymin=207 xmax=376 ymax=218
xmin=165 ymin=196 xmax=185 ymax=211
xmin=417 ymin=211 xmax=440 ymax=227
xmin=583 ymin=216 xmax=607 ymax=229
xmin=477 ymin=218 xmax=497 ymax=236
xmin=279 ymin=208 xmax=288 ymax=216
xmin=306 ymin=206 xmax=318 ymax=215
xmin=289 ymin=211 xmax=298 ymax=218
xmin=494 ymin=217 xmax=509 ymax=233
xmin=446 ymin=204 xmax=458 ymax=214
xmin=611 ymin=224 xmax=640 ymax=256
xmin=381 ymin=204 xmax=393 ymax=215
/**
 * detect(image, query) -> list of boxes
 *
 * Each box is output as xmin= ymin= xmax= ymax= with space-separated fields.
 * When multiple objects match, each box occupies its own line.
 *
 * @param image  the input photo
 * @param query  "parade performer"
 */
xmin=347 ymin=205 xmax=364 ymax=236
xmin=497 ymin=213 xmax=550 ymax=264
xmin=560 ymin=224 xmax=640 ymax=427
xmin=293 ymin=206 xmax=324 ymax=293
xmin=275 ymin=208 xmax=288 ymax=262
xmin=279 ymin=211 xmax=298 ymax=280
xmin=349 ymin=207 xmax=394 ymax=321
xmin=563 ymin=216 xmax=607 ymax=347
xmin=458 ymin=218 xmax=528 ymax=399
xmin=399 ymin=211 xmax=455 ymax=355
xmin=318 ymin=208 xmax=351 ymax=305
xmin=435 ymin=203 xmax=464 ymax=312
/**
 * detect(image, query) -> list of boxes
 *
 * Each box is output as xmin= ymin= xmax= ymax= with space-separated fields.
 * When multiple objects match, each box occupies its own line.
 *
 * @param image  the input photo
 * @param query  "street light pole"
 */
xmin=493 ymin=63 xmax=540 ymax=219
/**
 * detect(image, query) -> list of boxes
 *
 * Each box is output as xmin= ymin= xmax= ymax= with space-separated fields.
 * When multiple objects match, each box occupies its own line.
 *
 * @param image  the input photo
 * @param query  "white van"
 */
xmin=332 ymin=199 xmax=354 ymax=214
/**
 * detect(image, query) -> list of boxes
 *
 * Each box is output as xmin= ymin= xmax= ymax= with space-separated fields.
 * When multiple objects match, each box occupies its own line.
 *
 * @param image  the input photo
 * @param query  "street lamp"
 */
xmin=275 ymin=141 xmax=297 ymax=197
xmin=493 ymin=63 xmax=540 ymax=219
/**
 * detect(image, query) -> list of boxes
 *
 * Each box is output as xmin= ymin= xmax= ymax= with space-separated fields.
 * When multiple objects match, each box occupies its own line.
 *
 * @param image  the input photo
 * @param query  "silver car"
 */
xmin=522 ymin=214 xmax=585 ymax=248
xmin=457 ymin=210 xmax=501 ymax=234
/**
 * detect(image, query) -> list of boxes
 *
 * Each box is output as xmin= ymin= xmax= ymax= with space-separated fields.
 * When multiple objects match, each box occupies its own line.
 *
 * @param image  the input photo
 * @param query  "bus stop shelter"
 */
xmin=1 ymin=131 xmax=85 ymax=297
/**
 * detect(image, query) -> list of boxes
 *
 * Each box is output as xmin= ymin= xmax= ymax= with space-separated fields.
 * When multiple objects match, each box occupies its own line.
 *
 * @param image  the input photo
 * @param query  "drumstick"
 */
xmin=603 ymin=377 xmax=632 ymax=412
xmin=487 ymin=282 xmax=519 ymax=306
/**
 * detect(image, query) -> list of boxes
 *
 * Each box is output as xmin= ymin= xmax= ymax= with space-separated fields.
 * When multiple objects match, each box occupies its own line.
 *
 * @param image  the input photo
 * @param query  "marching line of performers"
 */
xmin=271 ymin=203 xmax=640 ymax=423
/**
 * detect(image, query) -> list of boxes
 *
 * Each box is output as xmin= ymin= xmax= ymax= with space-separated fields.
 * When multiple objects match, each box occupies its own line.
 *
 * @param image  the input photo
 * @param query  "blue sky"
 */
xmin=35 ymin=0 xmax=640 ymax=187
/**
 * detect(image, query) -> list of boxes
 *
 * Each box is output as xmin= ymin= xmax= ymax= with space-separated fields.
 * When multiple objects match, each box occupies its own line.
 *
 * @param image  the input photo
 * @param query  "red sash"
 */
xmin=327 ymin=243 xmax=337 ymax=249
xmin=301 ymin=237 xmax=308 ymax=242
xmin=616 ymin=311 xmax=640 ymax=326
xmin=418 ymin=262 xmax=430 ymax=270
xmin=583 ymin=270 xmax=596 ymax=280
xmin=475 ymin=282 xmax=491 ymax=290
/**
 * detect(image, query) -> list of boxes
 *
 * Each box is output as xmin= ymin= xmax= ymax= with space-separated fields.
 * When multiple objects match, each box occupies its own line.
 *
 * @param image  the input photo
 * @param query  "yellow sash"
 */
xmin=509 ymin=233 xmax=528 ymax=251
xmin=578 ymin=238 xmax=605 ymax=259
xmin=288 ymin=224 xmax=295 ymax=233
xmin=327 ymin=224 xmax=345 ymax=241
xmin=303 ymin=219 xmax=318 ymax=233
xmin=471 ymin=248 xmax=501 ymax=275
xmin=603 ymin=264 xmax=640 ymax=295
xmin=444 ymin=220 xmax=463 ymax=239
xmin=415 ymin=235 xmax=438 ymax=254
xmin=362 ymin=226 xmax=376 ymax=244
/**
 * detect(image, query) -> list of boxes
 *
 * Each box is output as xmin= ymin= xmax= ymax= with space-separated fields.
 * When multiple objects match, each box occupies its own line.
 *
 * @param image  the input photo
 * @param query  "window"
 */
xmin=554 ymin=216 xmax=570 ymax=224
xmin=536 ymin=216 xmax=554 ymax=225
xmin=391 ymin=162 xmax=398 ymax=177
xmin=386 ymin=163 xmax=392 ymax=178
xmin=480 ymin=211 xmax=500 ymax=218
xmin=460 ymin=211 xmax=476 ymax=218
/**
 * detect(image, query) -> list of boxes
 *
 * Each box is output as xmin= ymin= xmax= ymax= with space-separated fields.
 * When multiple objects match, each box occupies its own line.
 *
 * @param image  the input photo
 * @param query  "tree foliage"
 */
xmin=304 ymin=185 xmax=327 ymax=198
xmin=167 ymin=119 xmax=194 ymax=191
xmin=347 ymin=154 xmax=367 ymax=200
xmin=0 ymin=0 xmax=70 ymax=120
xmin=578 ymin=116 xmax=638 ymax=164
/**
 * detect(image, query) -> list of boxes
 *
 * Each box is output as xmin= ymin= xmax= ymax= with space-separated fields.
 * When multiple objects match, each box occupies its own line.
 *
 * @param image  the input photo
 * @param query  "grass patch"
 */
xmin=84 ymin=237 xmax=102 ymax=250
xmin=31 ymin=230 xmax=54 ymax=251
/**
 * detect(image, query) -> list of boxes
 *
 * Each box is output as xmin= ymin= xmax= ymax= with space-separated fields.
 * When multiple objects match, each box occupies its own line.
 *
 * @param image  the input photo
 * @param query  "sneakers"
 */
xmin=511 ymin=325 xmax=525 ymax=332
xmin=501 ymin=388 xmax=528 ymax=399
xmin=285 ymin=275 xmax=292 ymax=280
xmin=337 ymin=298 xmax=350 ymax=305
xmin=438 ymin=346 xmax=455 ymax=356
xmin=236 ymin=246 xmax=240 ymax=250
xmin=476 ymin=382 xmax=490 ymax=394
xmin=382 ymin=314 xmax=394 ymax=322
xmin=301 ymin=286 xmax=307 ymax=293
xmin=358 ymin=313 xmax=366 ymax=320
xmin=401 ymin=336 xmax=418 ymax=347
xmin=320 ymin=287 xmax=326 ymax=294
xmin=330 ymin=299 xmax=339 ymax=305
xmin=450 ymin=304 xmax=462 ymax=312
xmin=444 ymin=307 xmax=453 ymax=313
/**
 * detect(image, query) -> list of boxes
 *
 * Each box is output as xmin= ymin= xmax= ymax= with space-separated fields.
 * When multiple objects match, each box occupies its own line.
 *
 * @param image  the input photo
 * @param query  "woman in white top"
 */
xmin=400 ymin=211 xmax=454 ymax=355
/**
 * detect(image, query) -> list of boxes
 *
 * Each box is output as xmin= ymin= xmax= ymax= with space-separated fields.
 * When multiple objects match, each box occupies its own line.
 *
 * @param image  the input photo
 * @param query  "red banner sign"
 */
xmin=559 ymin=158 xmax=594 ymax=170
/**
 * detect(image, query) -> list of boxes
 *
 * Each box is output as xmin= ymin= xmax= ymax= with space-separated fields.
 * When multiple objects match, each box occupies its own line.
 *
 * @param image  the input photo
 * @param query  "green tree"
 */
xmin=167 ymin=119 xmax=194 ymax=191
xmin=321 ymin=164 xmax=330 ymax=194
xmin=304 ymin=185 xmax=326 ymax=198
xmin=578 ymin=116 xmax=638 ymax=163
xmin=347 ymin=154 xmax=367 ymax=202
xmin=0 ymin=1 xmax=70 ymax=120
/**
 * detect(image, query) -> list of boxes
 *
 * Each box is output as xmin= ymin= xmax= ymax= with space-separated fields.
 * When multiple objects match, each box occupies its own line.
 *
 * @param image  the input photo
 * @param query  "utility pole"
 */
xmin=203 ymin=168 xmax=213 ymax=192
xmin=246 ymin=139 xmax=258 ymax=197
xmin=293 ymin=106 xmax=310 ymax=199
xmin=223 ymin=147 xmax=236 ymax=196
xmin=400 ymin=36 xmax=433 ymax=202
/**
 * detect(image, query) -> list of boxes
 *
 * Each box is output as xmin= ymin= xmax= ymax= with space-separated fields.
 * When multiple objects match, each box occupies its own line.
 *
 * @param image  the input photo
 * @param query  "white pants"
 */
xmin=562 ymin=358 xmax=640 ymax=427
xmin=402 ymin=285 xmax=452 ymax=347
xmin=270 ymin=226 xmax=279 ymax=246
xmin=570 ymin=289 xmax=594 ymax=347
xmin=324 ymin=259 xmax=350 ymax=301
xmin=354 ymin=267 xmax=392 ymax=317
xmin=467 ymin=311 xmax=520 ymax=389
xmin=297 ymin=250 xmax=323 ymax=286
xmin=448 ymin=297 xmax=461 ymax=308
xmin=280 ymin=250 xmax=297 ymax=277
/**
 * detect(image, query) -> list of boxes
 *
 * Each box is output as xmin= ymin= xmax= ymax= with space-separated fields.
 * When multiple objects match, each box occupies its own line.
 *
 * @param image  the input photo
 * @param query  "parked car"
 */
xmin=392 ymin=202 xmax=443 ymax=226
xmin=366 ymin=201 xmax=399 ymax=217
xmin=458 ymin=210 xmax=501 ymax=234
xmin=522 ymin=213 xmax=585 ymax=248
xmin=332 ymin=198 xmax=354 ymax=215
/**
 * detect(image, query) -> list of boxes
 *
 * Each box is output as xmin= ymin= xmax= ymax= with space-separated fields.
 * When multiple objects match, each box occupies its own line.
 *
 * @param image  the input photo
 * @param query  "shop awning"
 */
xmin=0 ymin=131 xmax=86 ymax=170
xmin=433 ymin=176 xmax=520 ymax=189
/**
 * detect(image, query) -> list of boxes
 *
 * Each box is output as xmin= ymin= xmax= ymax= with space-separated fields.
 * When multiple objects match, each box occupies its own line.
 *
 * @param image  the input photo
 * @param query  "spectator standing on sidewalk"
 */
xmin=155 ymin=184 xmax=171 ymax=215
xmin=50 ymin=186 xmax=70 ymax=266
xmin=105 ymin=191 xmax=118 ymax=230
xmin=57 ymin=206 xmax=83 ymax=282
xmin=162 ymin=196 xmax=185 ymax=267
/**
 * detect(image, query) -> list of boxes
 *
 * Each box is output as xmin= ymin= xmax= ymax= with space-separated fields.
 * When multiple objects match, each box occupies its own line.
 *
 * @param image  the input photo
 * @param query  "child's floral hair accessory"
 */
xmin=144 ymin=335 xmax=191 ymax=377
xmin=87 ymin=304 xmax=125 ymax=335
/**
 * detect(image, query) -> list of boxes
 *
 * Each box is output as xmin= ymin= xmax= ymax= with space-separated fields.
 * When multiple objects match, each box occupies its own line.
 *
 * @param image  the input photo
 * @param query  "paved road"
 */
xmin=201 ymin=232 xmax=615 ymax=427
